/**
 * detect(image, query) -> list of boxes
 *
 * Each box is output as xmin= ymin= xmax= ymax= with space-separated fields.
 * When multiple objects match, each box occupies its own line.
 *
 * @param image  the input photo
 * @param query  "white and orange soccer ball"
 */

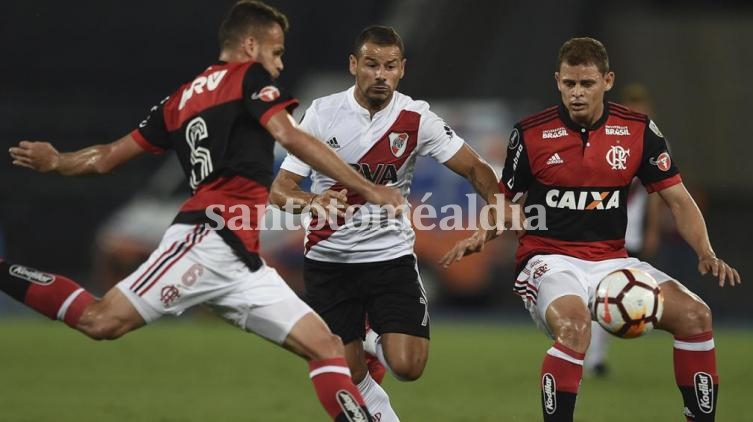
xmin=592 ymin=268 xmax=664 ymax=338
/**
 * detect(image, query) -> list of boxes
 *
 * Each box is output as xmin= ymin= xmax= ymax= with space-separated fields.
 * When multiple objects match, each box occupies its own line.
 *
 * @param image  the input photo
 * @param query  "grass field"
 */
xmin=0 ymin=319 xmax=750 ymax=422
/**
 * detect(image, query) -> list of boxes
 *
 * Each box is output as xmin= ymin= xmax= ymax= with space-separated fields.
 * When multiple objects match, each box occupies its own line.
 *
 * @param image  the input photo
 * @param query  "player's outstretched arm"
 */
xmin=443 ymin=144 xmax=500 ymax=204
xmin=264 ymin=110 xmax=404 ymax=211
xmin=270 ymin=169 xmax=348 ymax=218
xmin=9 ymin=134 xmax=146 ymax=176
xmin=658 ymin=182 xmax=741 ymax=287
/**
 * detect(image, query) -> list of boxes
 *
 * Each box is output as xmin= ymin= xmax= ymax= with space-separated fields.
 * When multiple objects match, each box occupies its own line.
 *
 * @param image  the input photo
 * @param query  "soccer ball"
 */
xmin=592 ymin=268 xmax=664 ymax=338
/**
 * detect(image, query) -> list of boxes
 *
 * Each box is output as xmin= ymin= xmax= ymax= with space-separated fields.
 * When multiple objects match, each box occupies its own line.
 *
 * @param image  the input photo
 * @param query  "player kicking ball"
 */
xmin=4 ymin=1 xmax=406 ymax=420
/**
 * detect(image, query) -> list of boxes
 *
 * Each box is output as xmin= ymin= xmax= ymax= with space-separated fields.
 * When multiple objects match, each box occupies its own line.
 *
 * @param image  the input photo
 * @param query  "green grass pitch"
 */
xmin=0 ymin=319 xmax=749 ymax=421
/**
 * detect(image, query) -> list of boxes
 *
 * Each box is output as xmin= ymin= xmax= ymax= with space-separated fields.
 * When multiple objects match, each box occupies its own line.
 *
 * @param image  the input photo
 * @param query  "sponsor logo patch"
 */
xmin=649 ymin=120 xmax=664 ymax=138
xmin=508 ymin=128 xmax=520 ymax=150
xmin=542 ymin=373 xmax=557 ymax=415
xmin=649 ymin=152 xmax=671 ymax=171
xmin=694 ymin=372 xmax=714 ymax=414
xmin=9 ymin=265 xmax=55 ymax=285
xmin=545 ymin=189 xmax=620 ymax=210
xmin=605 ymin=125 xmax=630 ymax=136
xmin=251 ymin=85 xmax=281 ymax=102
xmin=542 ymin=127 xmax=567 ymax=139
xmin=336 ymin=390 xmax=368 ymax=422
xmin=546 ymin=153 xmax=564 ymax=165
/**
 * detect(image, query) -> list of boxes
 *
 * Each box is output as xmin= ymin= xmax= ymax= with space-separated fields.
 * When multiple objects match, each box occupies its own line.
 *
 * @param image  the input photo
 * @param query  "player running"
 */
xmin=270 ymin=25 xmax=501 ymax=421
xmin=4 ymin=2 xmax=404 ymax=420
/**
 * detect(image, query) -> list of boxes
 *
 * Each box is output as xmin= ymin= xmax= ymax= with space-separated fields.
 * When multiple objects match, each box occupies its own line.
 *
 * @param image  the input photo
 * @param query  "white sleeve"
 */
xmin=416 ymin=110 xmax=465 ymax=163
xmin=280 ymin=105 xmax=319 ymax=177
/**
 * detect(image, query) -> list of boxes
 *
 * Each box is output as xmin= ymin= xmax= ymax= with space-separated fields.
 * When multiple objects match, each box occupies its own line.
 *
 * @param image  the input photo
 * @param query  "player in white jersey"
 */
xmin=270 ymin=26 xmax=501 ymax=420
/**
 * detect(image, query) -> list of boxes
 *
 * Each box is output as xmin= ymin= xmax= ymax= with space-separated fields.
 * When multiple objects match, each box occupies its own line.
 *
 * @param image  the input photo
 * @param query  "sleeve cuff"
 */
xmin=130 ymin=129 xmax=165 ymax=154
xmin=499 ymin=179 xmax=517 ymax=199
xmin=259 ymin=99 xmax=300 ymax=126
xmin=645 ymin=173 xmax=682 ymax=193
xmin=279 ymin=156 xmax=311 ymax=177
xmin=435 ymin=136 xmax=465 ymax=163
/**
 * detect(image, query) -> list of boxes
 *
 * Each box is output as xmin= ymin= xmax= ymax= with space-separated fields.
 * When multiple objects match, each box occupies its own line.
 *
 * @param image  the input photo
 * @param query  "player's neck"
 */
xmin=218 ymin=49 xmax=253 ymax=64
xmin=353 ymin=90 xmax=391 ymax=119
xmin=569 ymin=103 xmax=605 ymax=128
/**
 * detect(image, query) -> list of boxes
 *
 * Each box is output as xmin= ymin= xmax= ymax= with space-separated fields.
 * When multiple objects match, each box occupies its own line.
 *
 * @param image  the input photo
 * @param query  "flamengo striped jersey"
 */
xmin=132 ymin=61 xmax=298 ymax=270
xmin=500 ymin=102 xmax=681 ymax=270
xmin=281 ymin=86 xmax=464 ymax=263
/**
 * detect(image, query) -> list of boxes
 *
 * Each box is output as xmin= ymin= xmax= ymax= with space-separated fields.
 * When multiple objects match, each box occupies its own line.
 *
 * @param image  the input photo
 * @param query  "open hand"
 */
xmin=9 ymin=141 xmax=59 ymax=172
xmin=439 ymin=229 xmax=489 ymax=268
xmin=698 ymin=254 xmax=741 ymax=287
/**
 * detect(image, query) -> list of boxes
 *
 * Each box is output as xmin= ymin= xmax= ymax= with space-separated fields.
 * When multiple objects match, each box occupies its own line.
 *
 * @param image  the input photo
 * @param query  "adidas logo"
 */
xmin=546 ymin=153 xmax=564 ymax=165
xmin=326 ymin=137 xmax=341 ymax=149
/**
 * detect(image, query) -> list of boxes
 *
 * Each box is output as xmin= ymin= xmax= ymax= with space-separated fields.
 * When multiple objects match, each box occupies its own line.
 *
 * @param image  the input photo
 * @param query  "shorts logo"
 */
xmin=542 ymin=127 xmax=567 ymax=139
xmin=533 ymin=264 xmax=550 ymax=280
xmin=251 ymin=85 xmax=280 ymax=102
xmin=542 ymin=373 xmax=557 ymax=415
xmin=649 ymin=152 xmax=671 ymax=172
xmin=336 ymin=390 xmax=368 ymax=422
xmin=694 ymin=372 xmax=714 ymax=414
xmin=9 ymin=265 xmax=55 ymax=285
xmin=160 ymin=285 xmax=181 ymax=306
xmin=606 ymin=145 xmax=630 ymax=170
xmin=388 ymin=132 xmax=409 ymax=158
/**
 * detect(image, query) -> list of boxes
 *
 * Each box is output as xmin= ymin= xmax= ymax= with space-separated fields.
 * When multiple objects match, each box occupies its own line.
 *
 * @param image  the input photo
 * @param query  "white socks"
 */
xmin=357 ymin=373 xmax=400 ymax=422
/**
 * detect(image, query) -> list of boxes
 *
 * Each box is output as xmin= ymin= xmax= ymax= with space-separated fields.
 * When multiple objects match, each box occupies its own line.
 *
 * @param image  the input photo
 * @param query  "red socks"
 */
xmin=540 ymin=342 xmax=584 ymax=422
xmin=674 ymin=332 xmax=718 ymax=421
xmin=309 ymin=357 xmax=372 ymax=421
xmin=0 ymin=261 xmax=94 ymax=327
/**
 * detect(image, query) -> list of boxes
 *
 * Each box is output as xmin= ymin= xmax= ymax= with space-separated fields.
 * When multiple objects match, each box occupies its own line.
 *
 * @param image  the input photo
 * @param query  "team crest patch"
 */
xmin=251 ymin=85 xmax=280 ymax=102
xmin=389 ymin=132 xmax=409 ymax=158
xmin=606 ymin=145 xmax=630 ymax=170
xmin=650 ymin=152 xmax=672 ymax=171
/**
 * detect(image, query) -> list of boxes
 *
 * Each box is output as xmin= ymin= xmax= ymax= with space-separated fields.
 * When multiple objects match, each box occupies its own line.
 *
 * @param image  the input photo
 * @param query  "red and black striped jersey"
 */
xmin=131 ymin=61 xmax=298 ymax=270
xmin=500 ymin=102 xmax=681 ymax=269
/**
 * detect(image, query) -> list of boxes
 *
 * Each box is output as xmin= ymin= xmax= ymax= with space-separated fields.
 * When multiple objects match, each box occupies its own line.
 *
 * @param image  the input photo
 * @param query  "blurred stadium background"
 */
xmin=1 ymin=0 xmax=751 ymax=420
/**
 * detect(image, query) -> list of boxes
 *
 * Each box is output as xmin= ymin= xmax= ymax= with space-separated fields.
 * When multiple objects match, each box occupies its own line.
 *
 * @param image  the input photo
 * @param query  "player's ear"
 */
xmin=349 ymin=54 xmax=358 ymax=76
xmin=604 ymin=71 xmax=615 ymax=91
xmin=399 ymin=58 xmax=406 ymax=79
xmin=242 ymin=36 xmax=259 ymax=60
xmin=554 ymin=72 xmax=561 ymax=85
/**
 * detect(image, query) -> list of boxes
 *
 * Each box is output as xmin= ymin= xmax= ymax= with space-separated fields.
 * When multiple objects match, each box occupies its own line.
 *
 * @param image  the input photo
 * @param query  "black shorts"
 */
xmin=303 ymin=254 xmax=430 ymax=344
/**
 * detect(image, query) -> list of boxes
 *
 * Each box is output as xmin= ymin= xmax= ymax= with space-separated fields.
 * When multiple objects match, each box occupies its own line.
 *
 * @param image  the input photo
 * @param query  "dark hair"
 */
xmin=557 ymin=37 xmax=609 ymax=74
xmin=353 ymin=25 xmax=404 ymax=57
xmin=218 ymin=0 xmax=289 ymax=49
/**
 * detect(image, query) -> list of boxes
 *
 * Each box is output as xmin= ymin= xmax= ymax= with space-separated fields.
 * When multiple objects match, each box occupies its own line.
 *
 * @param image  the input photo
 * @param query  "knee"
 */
xmin=681 ymin=300 xmax=713 ymax=335
xmin=387 ymin=351 xmax=428 ymax=382
xmin=308 ymin=333 xmax=345 ymax=361
xmin=77 ymin=307 xmax=128 ymax=341
xmin=553 ymin=316 xmax=592 ymax=353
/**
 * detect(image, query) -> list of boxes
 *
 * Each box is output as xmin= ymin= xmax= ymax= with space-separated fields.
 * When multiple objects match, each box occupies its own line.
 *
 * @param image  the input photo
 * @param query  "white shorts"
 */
xmin=116 ymin=224 xmax=312 ymax=344
xmin=514 ymin=254 xmax=674 ymax=338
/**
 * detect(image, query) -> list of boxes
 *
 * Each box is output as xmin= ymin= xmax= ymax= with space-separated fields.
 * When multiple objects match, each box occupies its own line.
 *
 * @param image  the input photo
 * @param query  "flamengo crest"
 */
xmin=389 ymin=132 xmax=409 ymax=158
xmin=606 ymin=145 xmax=630 ymax=170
